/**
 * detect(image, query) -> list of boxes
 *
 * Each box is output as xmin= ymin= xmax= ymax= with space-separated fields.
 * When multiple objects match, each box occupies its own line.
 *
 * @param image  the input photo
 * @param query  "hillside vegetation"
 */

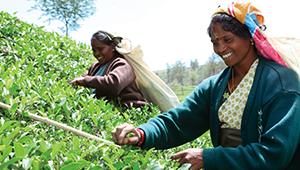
xmin=0 ymin=12 xmax=213 ymax=169
xmin=154 ymin=55 xmax=226 ymax=101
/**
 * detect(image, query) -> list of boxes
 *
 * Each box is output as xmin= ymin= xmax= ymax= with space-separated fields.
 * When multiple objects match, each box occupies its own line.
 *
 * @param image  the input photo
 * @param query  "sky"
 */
xmin=1 ymin=0 xmax=299 ymax=71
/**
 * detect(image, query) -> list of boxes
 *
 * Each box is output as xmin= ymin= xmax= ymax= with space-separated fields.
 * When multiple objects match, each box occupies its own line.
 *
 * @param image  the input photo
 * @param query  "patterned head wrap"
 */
xmin=212 ymin=0 xmax=288 ymax=67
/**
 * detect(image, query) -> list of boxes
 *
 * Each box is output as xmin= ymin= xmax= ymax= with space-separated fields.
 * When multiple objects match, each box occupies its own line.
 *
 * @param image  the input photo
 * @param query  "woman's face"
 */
xmin=91 ymin=38 xmax=115 ymax=65
xmin=210 ymin=23 xmax=254 ymax=67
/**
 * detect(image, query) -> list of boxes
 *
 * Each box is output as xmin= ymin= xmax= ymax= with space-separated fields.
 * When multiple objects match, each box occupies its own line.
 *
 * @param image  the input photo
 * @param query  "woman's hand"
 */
xmin=69 ymin=77 xmax=85 ymax=86
xmin=111 ymin=123 xmax=142 ymax=146
xmin=171 ymin=148 xmax=204 ymax=170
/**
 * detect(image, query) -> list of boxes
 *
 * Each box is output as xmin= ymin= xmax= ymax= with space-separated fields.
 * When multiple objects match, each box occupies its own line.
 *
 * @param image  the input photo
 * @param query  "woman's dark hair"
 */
xmin=91 ymin=31 xmax=117 ymax=46
xmin=207 ymin=13 xmax=252 ymax=40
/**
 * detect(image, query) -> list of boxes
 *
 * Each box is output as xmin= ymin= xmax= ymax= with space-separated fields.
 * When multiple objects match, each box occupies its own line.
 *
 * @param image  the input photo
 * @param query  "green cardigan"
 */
xmin=138 ymin=57 xmax=300 ymax=170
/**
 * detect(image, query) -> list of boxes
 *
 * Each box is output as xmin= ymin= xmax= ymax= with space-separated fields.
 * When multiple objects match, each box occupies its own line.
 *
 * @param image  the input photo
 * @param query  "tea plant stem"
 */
xmin=0 ymin=101 xmax=120 ymax=148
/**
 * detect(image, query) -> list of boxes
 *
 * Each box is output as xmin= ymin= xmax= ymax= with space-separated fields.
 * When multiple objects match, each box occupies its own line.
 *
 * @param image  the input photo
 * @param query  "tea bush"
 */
xmin=0 ymin=11 xmax=212 ymax=169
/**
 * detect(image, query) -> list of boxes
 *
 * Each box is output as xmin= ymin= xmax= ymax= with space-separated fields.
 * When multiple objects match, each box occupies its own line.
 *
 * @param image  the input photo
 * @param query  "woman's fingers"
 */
xmin=111 ymin=123 xmax=139 ymax=145
xmin=125 ymin=128 xmax=141 ymax=145
xmin=170 ymin=149 xmax=204 ymax=170
xmin=111 ymin=128 xmax=118 ymax=144
xmin=171 ymin=152 xmax=187 ymax=167
xmin=69 ymin=77 xmax=84 ymax=86
xmin=115 ymin=124 xmax=131 ymax=144
xmin=69 ymin=79 xmax=77 ymax=85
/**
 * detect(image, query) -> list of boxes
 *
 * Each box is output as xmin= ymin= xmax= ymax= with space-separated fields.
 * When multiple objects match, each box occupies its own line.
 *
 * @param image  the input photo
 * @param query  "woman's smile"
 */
xmin=96 ymin=56 xmax=103 ymax=60
xmin=222 ymin=52 xmax=233 ymax=59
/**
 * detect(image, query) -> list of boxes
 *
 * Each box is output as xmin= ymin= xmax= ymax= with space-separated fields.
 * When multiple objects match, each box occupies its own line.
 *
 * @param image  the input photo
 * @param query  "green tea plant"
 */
xmin=0 ymin=11 xmax=213 ymax=169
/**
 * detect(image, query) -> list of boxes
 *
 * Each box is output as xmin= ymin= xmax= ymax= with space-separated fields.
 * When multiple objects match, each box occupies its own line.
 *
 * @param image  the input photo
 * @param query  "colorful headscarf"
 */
xmin=213 ymin=0 xmax=288 ymax=67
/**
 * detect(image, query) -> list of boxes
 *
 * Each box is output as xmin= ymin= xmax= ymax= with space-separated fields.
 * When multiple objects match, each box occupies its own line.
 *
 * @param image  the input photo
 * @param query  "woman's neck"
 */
xmin=231 ymin=55 xmax=258 ymax=88
xmin=233 ymin=50 xmax=258 ymax=78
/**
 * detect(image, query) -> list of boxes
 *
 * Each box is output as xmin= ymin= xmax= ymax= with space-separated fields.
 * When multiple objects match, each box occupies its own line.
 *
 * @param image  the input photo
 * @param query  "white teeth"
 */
xmin=97 ymin=56 xmax=103 ymax=60
xmin=222 ymin=52 xmax=233 ymax=59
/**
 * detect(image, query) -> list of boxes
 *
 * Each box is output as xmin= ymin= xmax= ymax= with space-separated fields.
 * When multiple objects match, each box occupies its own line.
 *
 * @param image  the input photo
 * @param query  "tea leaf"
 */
xmin=59 ymin=97 xmax=66 ymax=106
xmin=114 ymin=161 xmax=124 ymax=169
xmin=14 ymin=142 xmax=25 ymax=157
xmin=73 ymin=136 xmax=80 ymax=151
xmin=25 ymin=140 xmax=39 ymax=156
xmin=131 ymin=161 xmax=140 ymax=170
xmin=142 ymin=148 xmax=155 ymax=168
xmin=3 ymin=127 xmax=20 ymax=146
xmin=102 ymin=156 xmax=113 ymax=165
xmin=178 ymin=163 xmax=191 ymax=170
xmin=32 ymin=160 xmax=39 ymax=170
xmin=0 ymin=146 xmax=12 ymax=162
xmin=10 ymin=102 xmax=19 ymax=114
xmin=0 ymin=157 xmax=23 ymax=169
xmin=39 ymin=140 xmax=50 ymax=152
xmin=18 ymin=136 xmax=32 ymax=144
xmin=124 ymin=156 xmax=134 ymax=164
xmin=106 ymin=164 xmax=117 ymax=170
xmin=0 ymin=145 xmax=5 ymax=151
xmin=6 ymin=78 xmax=13 ymax=89
xmin=0 ymin=121 xmax=19 ymax=133
xmin=22 ymin=158 xmax=32 ymax=170
xmin=30 ymin=95 xmax=39 ymax=105
xmin=51 ymin=142 xmax=64 ymax=159
xmin=60 ymin=162 xmax=82 ymax=170
xmin=21 ymin=95 xmax=27 ymax=106
xmin=149 ymin=164 xmax=164 ymax=170
xmin=90 ymin=166 xmax=102 ymax=170
xmin=41 ymin=148 xmax=52 ymax=161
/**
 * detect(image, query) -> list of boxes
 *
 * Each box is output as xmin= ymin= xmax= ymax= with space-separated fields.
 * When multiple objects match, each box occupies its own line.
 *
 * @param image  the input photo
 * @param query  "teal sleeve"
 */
xmin=138 ymin=78 xmax=215 ymax=149
xmin=203 ymin=91 xmax=300 ymax=170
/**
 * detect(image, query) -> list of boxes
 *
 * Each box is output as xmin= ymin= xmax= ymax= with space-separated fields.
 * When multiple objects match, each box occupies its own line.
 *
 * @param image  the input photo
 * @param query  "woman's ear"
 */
xmin=110 ymin=43 xmax=116 ymax=51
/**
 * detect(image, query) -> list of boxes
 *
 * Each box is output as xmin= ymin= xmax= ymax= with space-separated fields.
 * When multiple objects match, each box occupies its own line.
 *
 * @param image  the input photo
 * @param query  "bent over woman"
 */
xmin=70 ymin=31 xmax=151 ymax=108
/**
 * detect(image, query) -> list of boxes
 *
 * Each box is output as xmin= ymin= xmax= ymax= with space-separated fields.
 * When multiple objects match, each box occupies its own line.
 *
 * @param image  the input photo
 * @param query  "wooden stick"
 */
xmin=0 ymin=101 xmax=120 ymax=148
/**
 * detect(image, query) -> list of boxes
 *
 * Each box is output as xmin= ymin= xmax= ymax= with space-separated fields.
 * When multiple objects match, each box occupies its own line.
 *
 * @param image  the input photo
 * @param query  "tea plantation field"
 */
xmin=0 ymin=11 xmax=212 ymax=169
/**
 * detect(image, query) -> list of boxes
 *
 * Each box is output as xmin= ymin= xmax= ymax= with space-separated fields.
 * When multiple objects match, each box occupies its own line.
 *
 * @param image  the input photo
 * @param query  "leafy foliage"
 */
xmin=28 ymin=0 xmax=96 ymax=36
xmin=0 ymin=12 xmax=213 ymax=169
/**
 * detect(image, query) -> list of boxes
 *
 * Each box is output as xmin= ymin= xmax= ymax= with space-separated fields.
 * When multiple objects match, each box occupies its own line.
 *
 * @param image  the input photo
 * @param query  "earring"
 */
xmin=251 ymin=39 xmax=254 ymax=46
xmin=112 ymin=49 xmax=115 ymax=51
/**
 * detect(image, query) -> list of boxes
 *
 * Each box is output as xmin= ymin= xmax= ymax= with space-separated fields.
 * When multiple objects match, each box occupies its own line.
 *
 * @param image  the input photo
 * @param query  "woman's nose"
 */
xmin=94 ymin=50 xmax=100 ymax=56
xmin=218 ymin=42 xmax=227 ymax=54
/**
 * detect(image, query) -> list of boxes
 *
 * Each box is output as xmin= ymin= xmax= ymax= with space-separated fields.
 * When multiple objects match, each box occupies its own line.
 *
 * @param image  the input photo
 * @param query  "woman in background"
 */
xmin=70 ymin=31 xmax=150 ymax=108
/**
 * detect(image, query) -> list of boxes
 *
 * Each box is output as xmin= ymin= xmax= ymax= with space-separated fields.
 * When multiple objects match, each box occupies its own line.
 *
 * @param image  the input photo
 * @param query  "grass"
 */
xmin=171 ymin=85 xmax=198 ymax=102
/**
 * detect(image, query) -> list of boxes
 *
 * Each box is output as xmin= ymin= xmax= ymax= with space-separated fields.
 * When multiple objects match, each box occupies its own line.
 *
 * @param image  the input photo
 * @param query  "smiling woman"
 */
xmin=70 ymin=30 xmax=151 ymax=109
xmin=111 ymin=1 xmax=300 ymax=169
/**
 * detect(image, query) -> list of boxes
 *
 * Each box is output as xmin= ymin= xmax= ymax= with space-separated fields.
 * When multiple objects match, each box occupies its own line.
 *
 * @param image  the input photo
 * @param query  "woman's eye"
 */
xmin=225 ymin=38 xmax=231 ymax=42
xmin=212 ymin=42 xmax=218 ymax=47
